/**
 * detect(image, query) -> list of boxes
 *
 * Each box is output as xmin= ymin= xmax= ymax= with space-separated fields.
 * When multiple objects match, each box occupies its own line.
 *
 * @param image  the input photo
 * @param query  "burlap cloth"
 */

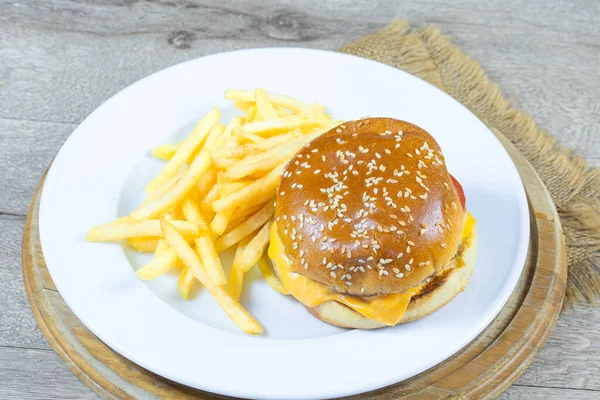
xmin=339 ymin=20 xmax=600 ymax=308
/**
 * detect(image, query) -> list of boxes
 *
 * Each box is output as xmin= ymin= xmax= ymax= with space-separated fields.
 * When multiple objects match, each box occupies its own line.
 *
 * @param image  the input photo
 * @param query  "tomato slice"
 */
xmin=450 ymin=174 xmax=466 ymax=210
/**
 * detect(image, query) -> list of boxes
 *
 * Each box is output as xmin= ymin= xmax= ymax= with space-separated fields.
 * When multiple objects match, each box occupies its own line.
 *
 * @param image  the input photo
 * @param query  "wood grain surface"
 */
xmin=2 ymin=0 xmax=599 ymax=398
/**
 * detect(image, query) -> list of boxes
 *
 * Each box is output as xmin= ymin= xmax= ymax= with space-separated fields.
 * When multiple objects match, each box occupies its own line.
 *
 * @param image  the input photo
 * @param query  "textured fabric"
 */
xmin=339 ymin=20 xmax=600 ymax=308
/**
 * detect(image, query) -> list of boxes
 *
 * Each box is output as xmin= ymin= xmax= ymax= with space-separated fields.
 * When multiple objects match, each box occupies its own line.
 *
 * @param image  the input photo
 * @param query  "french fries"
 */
xmin=87 ymin=219 xmax=199 ymax=241
xmin=146 ymin=107 xmax=219 ymax=192
xmin=131 ymin=150 xmax=212 ymax=220
xmin=227 ymin=237 xmax=251 ymax=301
xmin=216 ymin=202 xmax=275 ymax=251
xmin=136 ymin=239 xmax=177 ymax=280
xmin=161 ymin=220 xmax=263 ymax=334
xmin=177 ymin=267 xmax=197 ymax=300
xmin=151 ymin=142 xmax=181 ymax=161
xmin=239 ymin=115 xmax=324 ymax=138
xmin=224 ymin=89 xmax=314 ymax=115
xmin=235 ymin=221 xmax=273 ymax=273
xmin=181 ymin=199 xmax=226 ymax=285
xmin=87 ymin=88 xmax=335 ymax=334
xmin=211 ymin=162 xmax=286 ymax=213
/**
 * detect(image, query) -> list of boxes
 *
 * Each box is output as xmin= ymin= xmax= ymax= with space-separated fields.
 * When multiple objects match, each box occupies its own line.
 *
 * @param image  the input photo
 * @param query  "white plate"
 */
xmin=39 ymin=48 xmax=529 ymax=399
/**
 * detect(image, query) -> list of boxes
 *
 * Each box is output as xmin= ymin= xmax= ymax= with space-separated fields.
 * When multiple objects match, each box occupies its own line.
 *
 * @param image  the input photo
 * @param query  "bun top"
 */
xmin=274 ymin=118 xmax=465 ymax=296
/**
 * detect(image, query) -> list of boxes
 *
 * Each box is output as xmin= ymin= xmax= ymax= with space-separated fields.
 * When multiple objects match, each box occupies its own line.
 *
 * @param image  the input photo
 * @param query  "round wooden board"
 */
xmin=22 ymin=134 xmax=566 ymax=400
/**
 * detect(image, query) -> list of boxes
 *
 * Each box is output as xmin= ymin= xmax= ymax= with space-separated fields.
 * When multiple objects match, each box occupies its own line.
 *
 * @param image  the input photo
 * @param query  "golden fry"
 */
xmin=136 ymin=239 xmax=178 ymax=280
xmin=146 ymin=107 xmax=219 ymax=192
xmin=236 ymin=221 xmax=273 ymax=273
xmin=128 ymin=237 xmax=159 ymax=252
xmin=182 ymin=199 xmax=226 ymax=285
xmin=131 ymin=150 xmax=212 ymax=220
xmin=239 ymin=115 xmax=325 ymax=138
xmin=177 ymin=267 xmax=197 ymax=299
xmin=255 ymin=88 xmax=278 ymax=121
xmin=151 ymin=142 xmax=181 ymax=161
xmin=234 ymin=100 xmax=253 ymax=112
xmin=87 ymin=219 xmax=199 ymax=241
xmin=216 ymin=202 xmax=275 ymax=251
xmin=210 ymin=208 xmax=234 ymax=236
xmin=203 ymin=123 xmax=225 ymax=152
xmin=245 ymin=105 xmax=257 ymax=122
xmin=227 ymin=237 xmax=251 ymax=301
xmin=143 ymin=167 xmax=187 ymax=207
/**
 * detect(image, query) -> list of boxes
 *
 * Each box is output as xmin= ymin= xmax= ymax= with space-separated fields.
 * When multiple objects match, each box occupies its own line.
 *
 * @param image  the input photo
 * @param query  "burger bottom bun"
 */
xmin=305 ymin=227 xmax=478 ymax=329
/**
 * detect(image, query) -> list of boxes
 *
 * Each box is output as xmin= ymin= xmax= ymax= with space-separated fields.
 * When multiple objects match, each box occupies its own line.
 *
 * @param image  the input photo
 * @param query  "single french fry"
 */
xmin=239 ymin=115 xmax=325 ymax=138
xmin=87 ymin=220 xmax=199 ymax=241
xmin=211 ymin=162 xmax=285 ymax=213
xmin=136 ymin=239 xmax=178 ymax=280
xmin=182 ymin=199 xmax=226 ymax=285
xmin=128 ymin=235 xmax=194 ymax=252
xmin=177 ymin=266 xmax=197 ymax=299
xmin=203 ymin=123 xmax=225 ymax=152
xmin=143 ymin=167 xmax=188 ymax=206
xmin=227 ymin=237 xmax=251 ymax=301
xmin=245 ymin=105 xmax=257 ymax=122
xmin=237 ymin=221 xmax=273 ymax=273
xmin=131 ymin=150 xmax=212 ymax=220
xmin=210 ymin=208 xmax=234 ymax=236
xmin=225 ymin=89 xmax=314 ymax=115
xmin=216 ymin=202 xmax=275 ymax=251
xmin=128 ymin=237 xmax=160 ymax=252
xmin=255 ymin=88 xmax=278 ymax=121
xmin=146 ymin=107 xmax=219 ymax=192
xmin=151 ymin=142 xmax=181 ymax=161
xmin=161 ymin=220 xmax=262 ymax=334
xmin=190 ymin=168 xmax=217 ymax=204
xmin=257 ymin=253 xmax=289 ymax=295
xmin=233 ymin=100 xmax=254 ymax=112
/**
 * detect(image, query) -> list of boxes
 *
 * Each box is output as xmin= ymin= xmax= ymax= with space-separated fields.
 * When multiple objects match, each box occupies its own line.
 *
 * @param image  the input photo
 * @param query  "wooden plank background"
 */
xmin=1 ymin=0 xmax=598 ymax=398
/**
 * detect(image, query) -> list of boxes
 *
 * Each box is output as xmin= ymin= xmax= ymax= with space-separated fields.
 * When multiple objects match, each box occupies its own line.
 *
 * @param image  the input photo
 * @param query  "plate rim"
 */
xmin=38 ymin=47 xmax=530 ymax=400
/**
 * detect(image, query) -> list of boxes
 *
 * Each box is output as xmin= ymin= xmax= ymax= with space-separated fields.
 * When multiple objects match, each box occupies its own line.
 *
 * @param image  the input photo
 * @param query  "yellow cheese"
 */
xmin=268 ymin=212 xmax=476 ymax=326
xmin=462 ymin=212 xmax=476 ymax=240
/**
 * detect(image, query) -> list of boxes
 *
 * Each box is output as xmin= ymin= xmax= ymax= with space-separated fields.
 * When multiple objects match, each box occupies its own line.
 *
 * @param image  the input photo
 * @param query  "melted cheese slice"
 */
xmin=268 ymin=213 xmax=476 ymax=326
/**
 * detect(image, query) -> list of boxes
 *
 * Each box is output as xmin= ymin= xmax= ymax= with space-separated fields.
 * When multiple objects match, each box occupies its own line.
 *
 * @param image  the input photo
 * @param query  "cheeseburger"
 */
xmin=268 ymin=118 xmax=477 ymax=329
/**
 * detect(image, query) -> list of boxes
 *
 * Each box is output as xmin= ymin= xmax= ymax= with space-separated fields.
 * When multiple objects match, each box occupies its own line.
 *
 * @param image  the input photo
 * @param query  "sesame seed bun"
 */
xmin=274 ymin=118 xmax=465 ymax=297
xmin=305 ymin=227 xmax=477 ymax=328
